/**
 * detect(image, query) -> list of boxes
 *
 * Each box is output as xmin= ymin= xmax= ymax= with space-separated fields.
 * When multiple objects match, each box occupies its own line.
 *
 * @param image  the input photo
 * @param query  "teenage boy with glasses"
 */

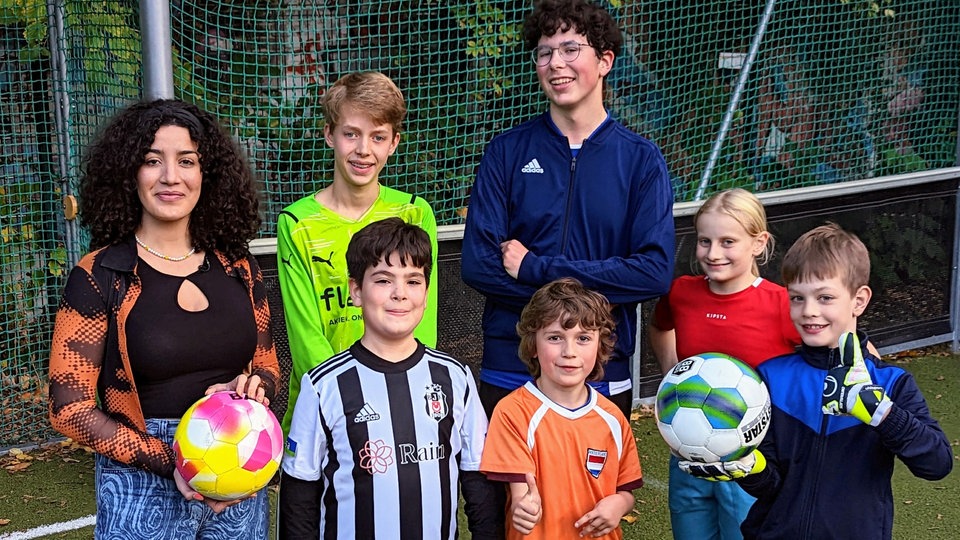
xmin=462 ymin=0 xmax=675 ymax=422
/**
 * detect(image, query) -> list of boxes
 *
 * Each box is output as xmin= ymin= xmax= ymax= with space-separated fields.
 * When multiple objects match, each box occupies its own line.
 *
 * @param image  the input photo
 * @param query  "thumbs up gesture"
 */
xmin=822 ymin=332 xmax=892 ymax=426
xmin=509 ymin=472 xmax=543 ymax=534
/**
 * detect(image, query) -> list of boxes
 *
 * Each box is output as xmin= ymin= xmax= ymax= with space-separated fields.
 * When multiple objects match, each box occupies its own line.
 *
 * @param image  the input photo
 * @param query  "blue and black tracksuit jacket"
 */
xmin=738 ymin=332 xmax=953 ymax=539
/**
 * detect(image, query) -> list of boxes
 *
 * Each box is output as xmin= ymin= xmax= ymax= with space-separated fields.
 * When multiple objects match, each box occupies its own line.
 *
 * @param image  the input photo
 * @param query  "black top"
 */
xmin=127 ymin=254 xmax=256 ymax=418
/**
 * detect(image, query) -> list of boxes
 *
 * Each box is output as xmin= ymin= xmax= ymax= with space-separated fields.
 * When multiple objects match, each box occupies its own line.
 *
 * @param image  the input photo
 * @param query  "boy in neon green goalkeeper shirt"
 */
xmin=277 ymin=71 xmax=438 ymax=435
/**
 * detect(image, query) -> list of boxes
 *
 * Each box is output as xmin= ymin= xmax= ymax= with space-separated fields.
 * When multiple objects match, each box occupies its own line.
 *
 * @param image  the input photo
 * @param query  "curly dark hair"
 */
xmin=516 ymin=277 xmax=617 ymax=382
xmin=522 ymin=0 xmax=623 ymax=58
xmin=78 ymin=99 xmax=260 ymax=262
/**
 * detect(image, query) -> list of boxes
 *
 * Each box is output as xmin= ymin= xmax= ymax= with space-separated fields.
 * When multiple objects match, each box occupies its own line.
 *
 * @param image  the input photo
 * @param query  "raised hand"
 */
xmin=822 ymin=332 xmax=892 ymax=426
xmin=509 ymin=472 xmax=542 ymax=534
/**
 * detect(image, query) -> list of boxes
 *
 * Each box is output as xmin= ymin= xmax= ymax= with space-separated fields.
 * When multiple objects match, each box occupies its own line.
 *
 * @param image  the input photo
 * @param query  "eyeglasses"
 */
xmin=532 ymin=41 xmax=594 ymax=66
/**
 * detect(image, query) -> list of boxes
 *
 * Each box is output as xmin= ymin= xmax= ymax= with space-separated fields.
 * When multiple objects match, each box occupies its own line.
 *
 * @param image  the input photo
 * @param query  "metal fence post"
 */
xmin=140 ymin=0 xmax=174 ymax=100
xmin=952 ymin=184 xmax=960 ymax=353
xmin=952 ymin=100 xmax=960 ymax=352
xmin=45 ymin=0 xmax=79 ymax=267
xmin=694 ymin=0 xmax=778 ymax=202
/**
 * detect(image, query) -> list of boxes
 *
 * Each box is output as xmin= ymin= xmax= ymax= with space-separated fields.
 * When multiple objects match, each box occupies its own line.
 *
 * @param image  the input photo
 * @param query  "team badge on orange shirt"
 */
xmin=586 ymin=448 xmax=607 ymax=478
xmin=425 ymin=383 xmax=448 ymax=421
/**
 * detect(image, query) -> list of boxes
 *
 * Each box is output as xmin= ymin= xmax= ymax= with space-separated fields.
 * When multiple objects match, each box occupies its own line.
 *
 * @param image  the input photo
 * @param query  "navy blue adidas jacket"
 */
xmin=461 ymin=112 xmax=674 ymax=391
xmin=738 ymin=332 xmax=952 ymax=539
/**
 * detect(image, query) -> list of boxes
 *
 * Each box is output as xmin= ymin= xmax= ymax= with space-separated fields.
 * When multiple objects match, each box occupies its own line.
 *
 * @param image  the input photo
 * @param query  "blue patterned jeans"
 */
xmin=94 ymin=418 xmax=269 ymax=540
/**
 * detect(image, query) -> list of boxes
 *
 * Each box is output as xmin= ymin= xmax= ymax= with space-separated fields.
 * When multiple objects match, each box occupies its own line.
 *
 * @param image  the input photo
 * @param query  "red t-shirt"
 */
xmin=653 ymin=275 xmax=800 ymax=367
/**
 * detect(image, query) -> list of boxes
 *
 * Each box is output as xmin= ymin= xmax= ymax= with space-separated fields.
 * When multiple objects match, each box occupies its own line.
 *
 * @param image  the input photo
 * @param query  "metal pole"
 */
xmin=955 ymin=99 xmax=960 ymax=167
xmin=952 ymin=90 xmax=960 ymax=351
xmin=694 ymin=0 xmax=779 ymax=201
xmin=46 ymin=0 xmax=79 ymax=266
xmin=951 ymin=179 xmax=960 ymax=353
xmin=139 ymin=0 xmax=174 ymax=100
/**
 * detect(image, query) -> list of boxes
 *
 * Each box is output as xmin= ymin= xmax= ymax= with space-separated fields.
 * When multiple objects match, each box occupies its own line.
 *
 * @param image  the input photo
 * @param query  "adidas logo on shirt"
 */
xmin=521 ymin=158 xmax=544 ymax=174
xmin=354 ymin=402 xmax=382 ymax=423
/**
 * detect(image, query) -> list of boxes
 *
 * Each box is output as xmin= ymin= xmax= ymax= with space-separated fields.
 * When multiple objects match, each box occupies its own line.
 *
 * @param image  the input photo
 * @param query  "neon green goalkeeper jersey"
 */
xmin=277 ymin=186 xmax=438 ymax=435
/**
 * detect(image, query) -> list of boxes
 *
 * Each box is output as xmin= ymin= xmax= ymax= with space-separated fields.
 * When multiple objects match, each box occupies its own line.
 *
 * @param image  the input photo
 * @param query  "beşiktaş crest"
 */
xmin=424 ymin=383 xmax=448 ymax=421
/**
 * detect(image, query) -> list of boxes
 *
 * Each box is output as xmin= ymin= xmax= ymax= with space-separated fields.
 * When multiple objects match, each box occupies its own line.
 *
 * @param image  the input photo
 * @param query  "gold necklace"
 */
xmin=134 ymin=234 xmax=196 ymax=262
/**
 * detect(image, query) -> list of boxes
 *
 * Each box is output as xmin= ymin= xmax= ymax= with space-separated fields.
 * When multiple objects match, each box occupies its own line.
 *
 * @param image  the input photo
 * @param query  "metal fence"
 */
xmin=0 ymin=0 xmax=957 ymax=447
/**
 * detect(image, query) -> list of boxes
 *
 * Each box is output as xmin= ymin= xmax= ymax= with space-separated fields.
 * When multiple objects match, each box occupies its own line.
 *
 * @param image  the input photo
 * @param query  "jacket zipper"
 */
xmin=561 ymin=155 xmax=577 ymax=251
xmin=799 ymin=347 xmax=838 ymax=537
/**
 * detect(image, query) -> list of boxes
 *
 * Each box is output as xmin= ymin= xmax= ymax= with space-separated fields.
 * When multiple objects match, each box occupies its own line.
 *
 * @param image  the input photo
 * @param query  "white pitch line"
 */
xmin=0 ymin=515 xmax=95 ymax=540
xmin=642 ymin=476 xmax=668 ymax=491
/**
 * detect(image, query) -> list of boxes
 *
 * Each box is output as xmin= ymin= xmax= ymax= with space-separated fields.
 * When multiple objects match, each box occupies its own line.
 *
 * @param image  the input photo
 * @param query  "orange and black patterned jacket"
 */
xmin=48 ymin=238 xmax=280 ymax=478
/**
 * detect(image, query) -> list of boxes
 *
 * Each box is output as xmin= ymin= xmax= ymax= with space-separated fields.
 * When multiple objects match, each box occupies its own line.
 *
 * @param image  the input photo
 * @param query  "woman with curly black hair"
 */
xmin=78 ymin=99 xmax=261 ymax=261
xmin=48 ymin=99 xmax=279 ymax=539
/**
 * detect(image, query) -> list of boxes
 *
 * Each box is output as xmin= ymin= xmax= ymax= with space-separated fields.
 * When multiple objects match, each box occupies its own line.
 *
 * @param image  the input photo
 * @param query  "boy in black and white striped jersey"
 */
xmin=279 ymin=218 xmax=502 ymax=539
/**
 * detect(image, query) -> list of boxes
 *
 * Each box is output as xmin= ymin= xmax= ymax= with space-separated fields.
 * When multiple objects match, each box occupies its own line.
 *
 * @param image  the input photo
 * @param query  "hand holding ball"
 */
xmin=173 ymin=392 xmax=284 ymax=500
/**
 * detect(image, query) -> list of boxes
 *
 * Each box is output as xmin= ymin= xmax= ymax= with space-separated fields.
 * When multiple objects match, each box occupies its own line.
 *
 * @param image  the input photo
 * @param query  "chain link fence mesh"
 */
xmin=0 ymin=0 xmax=957 ymax=447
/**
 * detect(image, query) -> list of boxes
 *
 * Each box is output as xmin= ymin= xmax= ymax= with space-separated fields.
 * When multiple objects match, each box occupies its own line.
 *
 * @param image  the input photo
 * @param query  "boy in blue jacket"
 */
xmin=461 ymin=0 xmax=675 ymax=420
xmin=680 ymin=223 xmax=953 ymax=539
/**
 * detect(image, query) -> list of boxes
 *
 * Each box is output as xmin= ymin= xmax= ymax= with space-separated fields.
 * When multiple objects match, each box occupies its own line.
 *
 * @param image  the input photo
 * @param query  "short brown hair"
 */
xmin=782 ymin=222 xmax=870 ymax=294
xmin=516 ymin=278 xmax=617 ymax=381
xmin=323 ymin=71 xmax=406 ymax=133
xmin=346 ymin=218 xmax=431 ymax=285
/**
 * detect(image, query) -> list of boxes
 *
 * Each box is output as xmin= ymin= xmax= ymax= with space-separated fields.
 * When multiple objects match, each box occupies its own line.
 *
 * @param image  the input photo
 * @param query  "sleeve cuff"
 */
xmin=516 ymin=252 xmax=541 ymax=285
xmin=618 ymin=477 xmax=644 ymax=491
xmin=483 ymin=471 xmax=525 ymax=483
xmin=876 ymin=404 xmax=908 ymax=437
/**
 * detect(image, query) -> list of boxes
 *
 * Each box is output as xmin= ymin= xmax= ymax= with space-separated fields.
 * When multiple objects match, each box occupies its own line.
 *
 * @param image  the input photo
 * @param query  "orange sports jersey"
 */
xmin=481 ymin=382 xmax=643 ymax=540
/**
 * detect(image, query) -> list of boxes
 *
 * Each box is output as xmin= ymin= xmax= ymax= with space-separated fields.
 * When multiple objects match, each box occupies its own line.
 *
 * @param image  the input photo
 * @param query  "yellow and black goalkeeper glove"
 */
xmin=822 ymin=332 xmax=892 ymax=426
xmin=678 ymin=450 xmax=767 ymax=482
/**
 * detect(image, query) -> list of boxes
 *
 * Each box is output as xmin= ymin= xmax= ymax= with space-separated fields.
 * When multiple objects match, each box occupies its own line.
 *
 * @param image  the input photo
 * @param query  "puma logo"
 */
xmin=312 ymin=252 xmax=335 ymax=269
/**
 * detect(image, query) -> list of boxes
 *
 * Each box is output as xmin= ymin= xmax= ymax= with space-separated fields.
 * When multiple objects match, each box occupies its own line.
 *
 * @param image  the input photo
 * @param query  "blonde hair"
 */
xmin=516 ymin=278 xmax=617 ymax=381
xmin=782 ymin=222 xmax=870 ymax=295
xmin=694 ymin=188 xmax=773 ymax=276
xmin=322 ymin=71 xmax=406 ymax=133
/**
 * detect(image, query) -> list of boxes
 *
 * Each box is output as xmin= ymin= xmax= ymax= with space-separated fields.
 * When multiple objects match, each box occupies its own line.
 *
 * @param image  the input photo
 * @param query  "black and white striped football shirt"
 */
xmin=280 ymin=341 xmax=487 ymax=539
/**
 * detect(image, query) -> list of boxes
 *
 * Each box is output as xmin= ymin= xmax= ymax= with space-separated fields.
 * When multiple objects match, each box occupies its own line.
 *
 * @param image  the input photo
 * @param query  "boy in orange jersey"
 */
xmin=480 ymin=278 xmax=642 ymax=539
